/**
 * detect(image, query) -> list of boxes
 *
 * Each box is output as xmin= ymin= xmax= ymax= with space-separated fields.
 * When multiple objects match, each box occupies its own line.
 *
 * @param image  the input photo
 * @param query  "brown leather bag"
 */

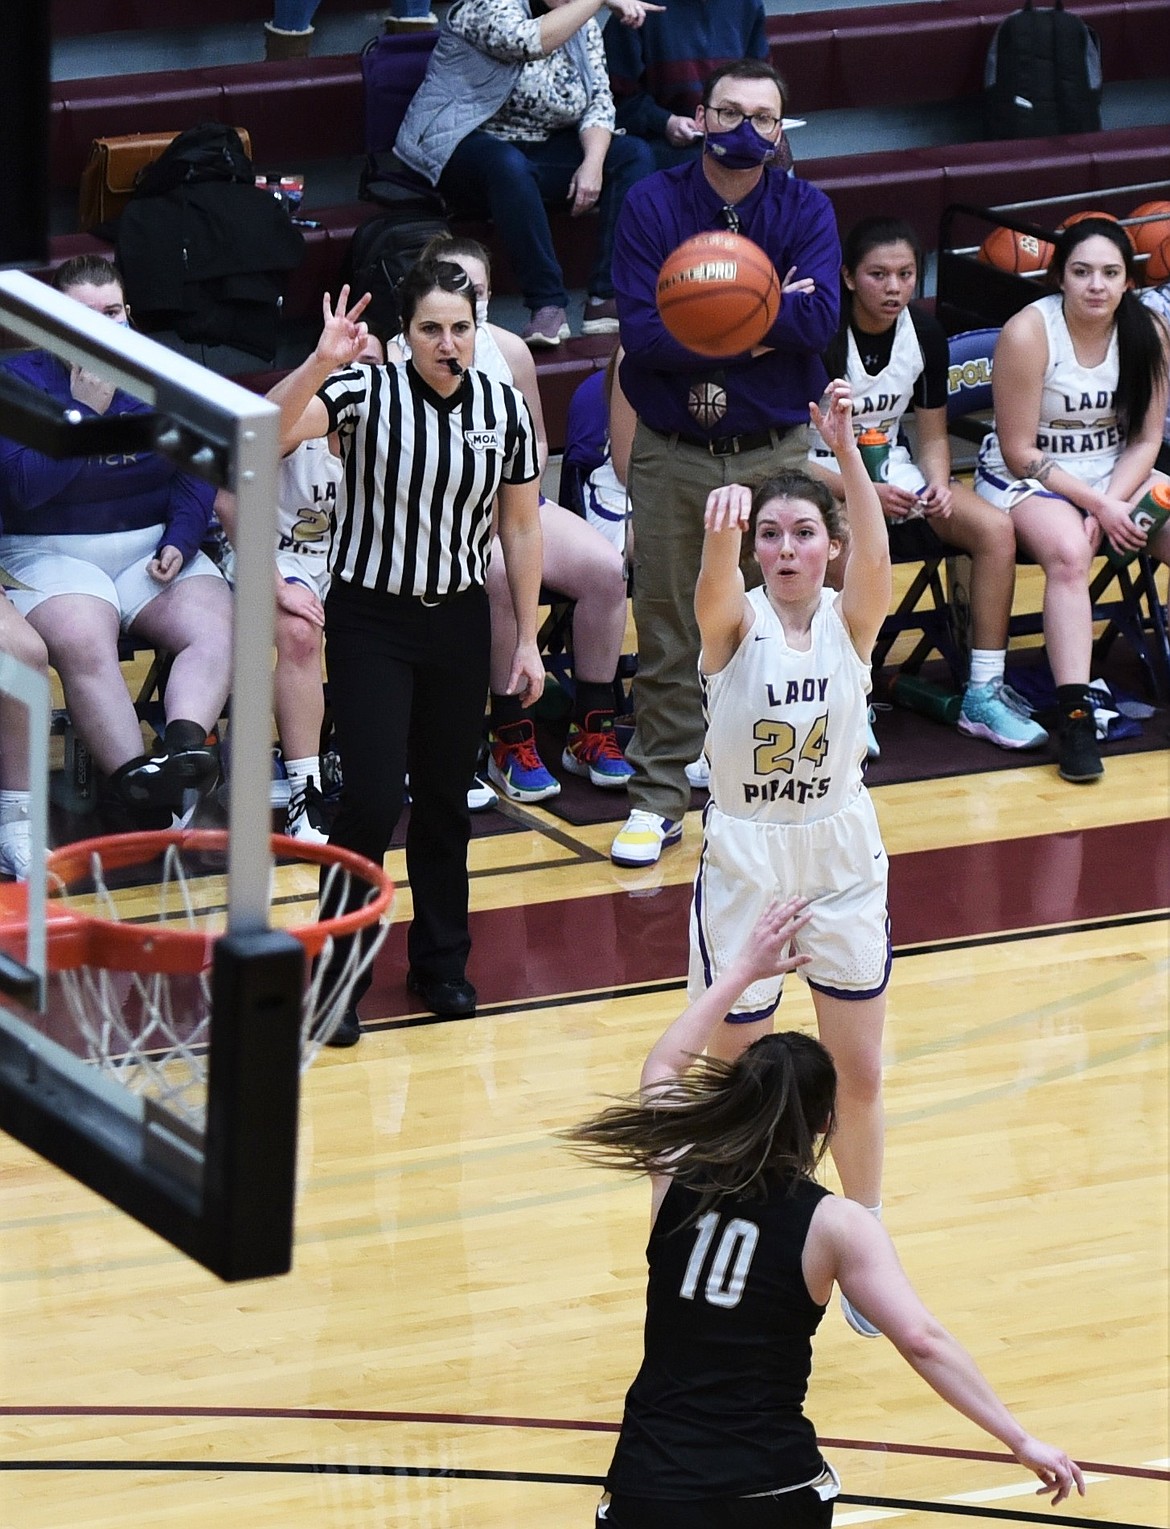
xmin=77 ymin=128 xmax=253 ymax=232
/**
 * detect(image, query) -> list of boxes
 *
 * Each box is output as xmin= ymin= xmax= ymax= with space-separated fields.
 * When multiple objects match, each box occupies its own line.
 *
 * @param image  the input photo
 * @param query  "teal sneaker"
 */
xmin=958 ymin=678 xmax=1048 ymax=750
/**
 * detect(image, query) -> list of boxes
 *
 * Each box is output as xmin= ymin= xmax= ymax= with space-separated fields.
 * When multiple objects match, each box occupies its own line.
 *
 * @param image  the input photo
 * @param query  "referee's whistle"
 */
xmin=444 ymin=358 xmax=464 ymax=376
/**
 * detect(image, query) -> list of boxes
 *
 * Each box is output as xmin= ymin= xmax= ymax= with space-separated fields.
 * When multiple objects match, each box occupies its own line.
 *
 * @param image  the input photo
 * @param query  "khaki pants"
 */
xmin=626 ymin=421 xmax=808 ymax=821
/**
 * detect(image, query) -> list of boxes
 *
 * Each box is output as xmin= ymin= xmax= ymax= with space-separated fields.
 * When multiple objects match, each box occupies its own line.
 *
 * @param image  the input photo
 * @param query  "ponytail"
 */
xmin=562 ymin=1031 xmax=837 ymax=1218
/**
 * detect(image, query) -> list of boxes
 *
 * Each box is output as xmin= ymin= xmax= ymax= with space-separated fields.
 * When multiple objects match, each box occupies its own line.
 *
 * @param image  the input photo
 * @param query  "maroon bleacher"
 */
xmin=50 ymin=0 xmax=373 ymax=35
xmin=765 ymin=0 xmax=1170 ymax=114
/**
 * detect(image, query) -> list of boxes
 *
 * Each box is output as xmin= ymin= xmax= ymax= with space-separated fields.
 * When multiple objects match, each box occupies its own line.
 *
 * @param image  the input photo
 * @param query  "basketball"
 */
xmin=656 ymin=232 xmax=781 ymax=358
xmin=1128 ymin=201 xmax=1170 ymax=285
xmin=976 ymin=226 xmax=1054 ymax=274
xmin=1058 ymin=208 xmax=1136 ymax=250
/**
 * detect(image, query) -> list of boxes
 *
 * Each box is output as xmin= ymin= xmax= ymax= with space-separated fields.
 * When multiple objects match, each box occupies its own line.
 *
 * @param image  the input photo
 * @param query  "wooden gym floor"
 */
xmin=0 ymin=655 xmax=1167 ymax=1526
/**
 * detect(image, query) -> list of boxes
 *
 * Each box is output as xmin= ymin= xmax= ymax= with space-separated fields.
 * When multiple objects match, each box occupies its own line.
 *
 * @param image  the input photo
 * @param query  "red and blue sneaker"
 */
xmin=488 ymin=719 xmax=561 ymax=803
xmin=562 ymin=711 xmax=634 ymax=789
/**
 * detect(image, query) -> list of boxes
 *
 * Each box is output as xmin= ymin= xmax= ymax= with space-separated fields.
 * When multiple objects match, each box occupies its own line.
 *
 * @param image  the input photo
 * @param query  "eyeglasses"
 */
xmin=706 ymin=104 xmax=781 ymax=135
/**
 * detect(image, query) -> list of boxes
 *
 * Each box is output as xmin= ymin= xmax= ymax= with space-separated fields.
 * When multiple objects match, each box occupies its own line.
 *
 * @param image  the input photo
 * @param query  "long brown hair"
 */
xmin=562 ymin=1031 xmax=837 ymax=1218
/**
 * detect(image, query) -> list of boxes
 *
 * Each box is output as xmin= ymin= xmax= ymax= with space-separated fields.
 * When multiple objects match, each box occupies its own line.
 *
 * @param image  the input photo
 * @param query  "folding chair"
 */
xmin=869 ymin=329 xmax=999 ymax=688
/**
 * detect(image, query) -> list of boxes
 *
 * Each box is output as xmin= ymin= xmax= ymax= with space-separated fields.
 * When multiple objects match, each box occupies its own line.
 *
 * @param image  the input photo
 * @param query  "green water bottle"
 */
xmin=1105 ymin=483 xmax=1170 ymax=566
xmin=889 ymin=673 xmax=963 ymax=725
xmin=857 ymin=427 xmax=891 ymax=483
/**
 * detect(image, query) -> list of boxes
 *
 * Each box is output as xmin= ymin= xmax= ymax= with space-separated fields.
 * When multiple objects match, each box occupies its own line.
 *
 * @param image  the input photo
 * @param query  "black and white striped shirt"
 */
xmin=318 ymin=361 xmax=540 ymax=598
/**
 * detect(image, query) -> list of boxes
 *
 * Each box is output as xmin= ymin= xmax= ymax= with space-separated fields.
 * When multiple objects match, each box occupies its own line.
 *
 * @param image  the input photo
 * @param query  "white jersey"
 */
xmin=703 ymin=586 xmax=870 ymax=826
xmin=807 ymin=307 xmax=926 ymax=493
xmin=978 ymin=292 xmax=1122 ymax=496
xmin=277 ymin=438 xmax=342 ymax=581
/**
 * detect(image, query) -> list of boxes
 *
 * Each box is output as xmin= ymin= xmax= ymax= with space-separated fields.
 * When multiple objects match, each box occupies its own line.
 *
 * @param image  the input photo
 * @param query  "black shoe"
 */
xmin=407 ymin=970 xmax=477 ymax=1017
xmin=1057 ymin=709 xmax=1103 ymax=783
xmin=117 ymin=741 xmax=220 ymax=809
xmin=323 ymin=1006 xmax=361 ymax=1048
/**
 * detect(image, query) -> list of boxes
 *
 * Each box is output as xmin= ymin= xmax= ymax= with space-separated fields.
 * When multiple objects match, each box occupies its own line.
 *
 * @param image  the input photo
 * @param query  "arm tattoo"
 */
xmin=1023 ymin=453 xmax=1056 ymax=484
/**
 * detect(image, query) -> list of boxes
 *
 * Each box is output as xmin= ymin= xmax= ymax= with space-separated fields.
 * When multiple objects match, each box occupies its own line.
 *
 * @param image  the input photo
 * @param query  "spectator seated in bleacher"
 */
xmin=0 ymin=598 xmax=50 ymax=880
xmin=604 ymin=0 xmax=776 ymax=173
xmin=391 ymin=235 xmax=634 ymax=804
xmin=265 ymin=0 xmax=437 ymax=58
xmin=975 ymin=218 xmax=1170 ymax=785
xmin=807 ymin=217 xmax=1047 ymax=754
xmin=0 ymin=257 xmax=233 ymax=830
xmin=393 ymin=0 xmax=659 ymax=350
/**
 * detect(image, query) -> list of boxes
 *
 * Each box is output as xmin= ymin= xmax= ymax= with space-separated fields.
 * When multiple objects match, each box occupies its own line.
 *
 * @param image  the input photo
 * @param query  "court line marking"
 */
xmin=0 ymin=1458 xmax=1155 ymax=1528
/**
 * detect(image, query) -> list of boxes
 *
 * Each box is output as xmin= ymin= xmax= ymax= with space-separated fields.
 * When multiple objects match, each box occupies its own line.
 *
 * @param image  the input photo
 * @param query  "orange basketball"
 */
xmin=656 ymin=232 xmax=781 ymax=358
xmin=1128 ymin=201 xmax=1170 ymax=286
xmin=1058 ymin=208 xmax=1136 ymax=250
xmin=976 ymin=226 xmax=1054 ymax=274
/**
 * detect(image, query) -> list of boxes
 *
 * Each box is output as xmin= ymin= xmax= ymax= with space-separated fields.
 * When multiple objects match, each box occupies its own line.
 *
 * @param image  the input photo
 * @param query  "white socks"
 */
xmin=967 ymin=649 xmax=1006 ymax=689
xmin=283 ymin=756 xmax=318 ymax=796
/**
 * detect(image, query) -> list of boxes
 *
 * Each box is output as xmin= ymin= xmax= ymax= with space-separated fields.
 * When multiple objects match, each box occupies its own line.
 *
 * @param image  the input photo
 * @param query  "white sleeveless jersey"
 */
xmin=703 ymin=586 xmax=871 ymax=825
xmin=807 ymin=307 xmax=925 ymax=491
xmin=978 ymin=293 xmax=1122 ymax=487
xmin=277 ymin=437 xmax=342 ymax=569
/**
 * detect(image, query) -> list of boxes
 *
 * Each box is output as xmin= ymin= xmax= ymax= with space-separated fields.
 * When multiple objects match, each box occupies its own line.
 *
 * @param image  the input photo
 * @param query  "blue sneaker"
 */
xmin=958 ymin=678 xmax=1048 ymax=750
xmin=562 ymin=713 xmax=634 ymax=789
xmin=488 ymin=720 xmax=561 ymax=803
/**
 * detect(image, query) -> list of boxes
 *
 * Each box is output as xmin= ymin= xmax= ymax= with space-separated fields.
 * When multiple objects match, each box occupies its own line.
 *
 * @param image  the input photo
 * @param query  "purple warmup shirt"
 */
xmin=612 ymin=160 xmax=841 ymax=440
xmin=0 ymin=349 xmax=215 ymax=563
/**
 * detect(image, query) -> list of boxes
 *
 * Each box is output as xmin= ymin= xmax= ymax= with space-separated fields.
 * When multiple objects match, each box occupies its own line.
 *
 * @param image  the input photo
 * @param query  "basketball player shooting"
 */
xmin=689 ymin=378 xmax=895 ymax=1337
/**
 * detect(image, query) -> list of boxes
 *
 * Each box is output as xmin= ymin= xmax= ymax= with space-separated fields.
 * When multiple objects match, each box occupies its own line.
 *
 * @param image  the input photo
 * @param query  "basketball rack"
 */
xmin=936 ymin=179 xmax=1170 ymax=334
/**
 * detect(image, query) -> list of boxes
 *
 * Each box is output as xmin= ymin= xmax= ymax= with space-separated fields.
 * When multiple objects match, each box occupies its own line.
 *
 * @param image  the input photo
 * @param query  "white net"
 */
xmin=48 ymin=833 xmax=392 ymax=1137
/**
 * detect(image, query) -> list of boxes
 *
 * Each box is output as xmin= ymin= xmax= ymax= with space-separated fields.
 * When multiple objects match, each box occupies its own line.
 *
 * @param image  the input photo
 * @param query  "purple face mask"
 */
xmin=703 ymin=116 xmax=780 ymax=171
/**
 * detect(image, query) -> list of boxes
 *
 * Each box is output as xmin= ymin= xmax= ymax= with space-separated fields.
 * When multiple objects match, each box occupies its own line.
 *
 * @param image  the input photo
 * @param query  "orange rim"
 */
xmin=44 ymin=830 xmax=394 ymax=974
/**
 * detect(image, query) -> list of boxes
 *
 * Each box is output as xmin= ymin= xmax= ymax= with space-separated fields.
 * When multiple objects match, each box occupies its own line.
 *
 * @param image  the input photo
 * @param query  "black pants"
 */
xmin=321 ymin=579 xmax=490 ymax=999
xmin=598 ymin=1482 xmax=835 ymax=1529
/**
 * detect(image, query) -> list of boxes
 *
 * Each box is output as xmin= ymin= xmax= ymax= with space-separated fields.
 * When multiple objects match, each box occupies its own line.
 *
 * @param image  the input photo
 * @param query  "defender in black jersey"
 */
xmin=566 ymin=900 xmax=1085 ymax=1527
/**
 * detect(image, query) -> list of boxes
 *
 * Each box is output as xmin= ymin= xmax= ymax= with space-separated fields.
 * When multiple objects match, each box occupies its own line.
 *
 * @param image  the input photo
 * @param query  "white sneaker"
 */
xmin=684 ymin=755 xmax=710 ymax=789
xmin=467 ymin=772 xmax=495 ymax=812
xmin=0 ymin=816 xmax=32 ymax=880
xmin=610 ymin=809 xmax=683 ymax=867
xmin=840 ymin=1292 xmax=882 ymax=1338
xmin=285 ymin=781 xmax=330 ymax=845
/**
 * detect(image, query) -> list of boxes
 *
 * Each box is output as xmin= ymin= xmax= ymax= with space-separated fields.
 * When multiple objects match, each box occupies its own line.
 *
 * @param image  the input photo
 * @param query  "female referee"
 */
xmin=565 ymin=898 xmax=1086 ymax=1528
xmin=274 ymin=263 xmax=544 ymax=1040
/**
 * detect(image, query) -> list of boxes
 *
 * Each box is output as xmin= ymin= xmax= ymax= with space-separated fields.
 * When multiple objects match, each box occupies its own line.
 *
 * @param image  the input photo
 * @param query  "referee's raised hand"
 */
xmin=315 ymin=285 xmax=373 ymax=371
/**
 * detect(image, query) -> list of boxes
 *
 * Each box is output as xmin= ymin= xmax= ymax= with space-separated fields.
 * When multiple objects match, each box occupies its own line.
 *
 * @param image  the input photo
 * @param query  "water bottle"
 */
xmin=1104 ymin=482 xmax=1170 ymax=566
xmin=857 ymin=427 xmax=892 ymax=483
xmin=889 ymin=673 xmax=963 ymax=725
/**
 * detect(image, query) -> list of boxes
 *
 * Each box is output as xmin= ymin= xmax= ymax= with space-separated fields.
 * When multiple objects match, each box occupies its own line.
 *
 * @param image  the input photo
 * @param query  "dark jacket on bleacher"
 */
xmin=116 ymin=182 xmax=305 ymax=362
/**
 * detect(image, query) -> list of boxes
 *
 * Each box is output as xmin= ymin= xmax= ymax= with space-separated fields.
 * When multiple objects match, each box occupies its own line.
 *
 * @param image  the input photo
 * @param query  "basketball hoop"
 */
xmin=38 ymin=829 xmax=394 ymax=1134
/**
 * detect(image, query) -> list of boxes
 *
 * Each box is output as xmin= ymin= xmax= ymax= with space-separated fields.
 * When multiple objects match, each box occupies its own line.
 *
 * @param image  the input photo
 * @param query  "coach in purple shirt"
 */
xmin=609 ymin=58 xmax=841 ymax=868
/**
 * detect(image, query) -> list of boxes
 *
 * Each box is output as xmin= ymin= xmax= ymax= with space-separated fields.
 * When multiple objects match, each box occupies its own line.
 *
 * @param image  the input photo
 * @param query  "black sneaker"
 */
xmin=117 ymin=740 xmax=220 ymax=809
xmin=407 ymin=970 xmax=477 ymax=1017
xmin=323 ymin=1007 xmax=361 ymax=1048
xmin=1057 ymin=710 xmax=1103 ymax=783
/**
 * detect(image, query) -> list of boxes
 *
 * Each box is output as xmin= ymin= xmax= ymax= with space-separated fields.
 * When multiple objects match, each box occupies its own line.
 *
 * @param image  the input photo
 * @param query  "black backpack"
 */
xmin=133 ymin=122 xmax=256 ymax=198
xmin=343 ymin=188 xmax=451 ymax=340
xmin=984 ymin=0 xmax=1103 ymax=139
